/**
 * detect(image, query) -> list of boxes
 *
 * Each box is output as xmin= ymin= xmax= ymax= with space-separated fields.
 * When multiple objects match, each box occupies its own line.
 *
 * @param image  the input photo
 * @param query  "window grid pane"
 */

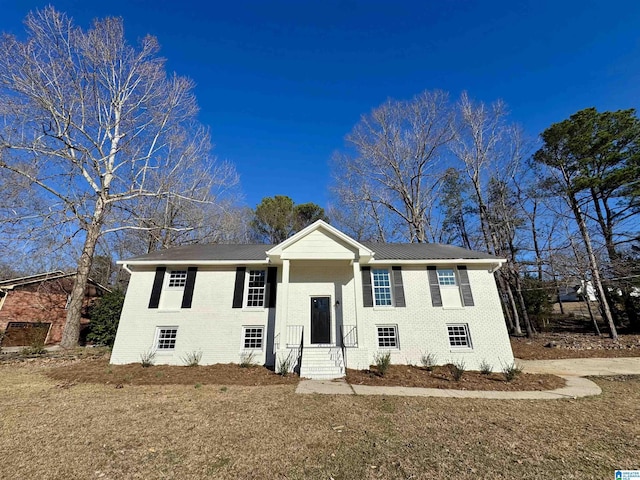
xmin=157 ymin=328 xmax=178 ymax=349
xmin=247 ymin=270 xmax=266 ymax=307
xmin=168 ymin=270 xmax=187 ymax=288
xmin=372 ymin=269 xmax=392 ymax=306
xmin=244 ymin=327 xmax=264 ymax=349
xmin=377 ymin=326 xmax=398 ymax=348
xmin=437 ymin=269 xmax=457 ymax=286
xmin=447 ymin=324 xmax=471 ymax=348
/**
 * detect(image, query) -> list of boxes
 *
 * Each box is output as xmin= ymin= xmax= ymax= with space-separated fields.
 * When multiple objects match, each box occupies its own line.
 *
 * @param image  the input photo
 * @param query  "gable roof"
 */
xmin=120 ymin=221 xmax=502 ymax=267
xmin=266 ymin=220 xmax=375 ymax=262
xmin=362 ymin=242 xmax=497 ymax=261
xmin=0 ymin=271 xmax=111 ymax=293
xmin=124 ymin=244 xmax=272 ymax=263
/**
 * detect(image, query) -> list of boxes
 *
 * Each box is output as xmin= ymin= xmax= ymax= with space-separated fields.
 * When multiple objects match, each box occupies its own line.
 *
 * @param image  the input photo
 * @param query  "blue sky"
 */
xmin=2 ymin=0 xmax=639 ymax=210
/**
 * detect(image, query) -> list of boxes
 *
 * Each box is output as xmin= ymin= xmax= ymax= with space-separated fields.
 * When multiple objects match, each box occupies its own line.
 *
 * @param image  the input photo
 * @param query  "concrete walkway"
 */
xmin=519 ymin=357 xmax=640 ymax=376
xmin=296 ymin=357 xmax=640 ymax=399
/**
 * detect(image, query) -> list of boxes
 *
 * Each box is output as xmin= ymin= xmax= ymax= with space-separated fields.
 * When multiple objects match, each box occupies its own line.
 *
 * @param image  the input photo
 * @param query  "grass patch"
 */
xmin=0 ymin=363 xmax=637 ymax=479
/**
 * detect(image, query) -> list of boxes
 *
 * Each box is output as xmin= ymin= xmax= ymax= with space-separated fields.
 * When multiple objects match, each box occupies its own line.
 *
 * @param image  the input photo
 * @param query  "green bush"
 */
xmin=87 ymin=290 xmax=125 ymax=347
xmin=374 ymin=351 xmax=392 ymax=377
xmin=502 ymin=362 xmax=523 ymax=382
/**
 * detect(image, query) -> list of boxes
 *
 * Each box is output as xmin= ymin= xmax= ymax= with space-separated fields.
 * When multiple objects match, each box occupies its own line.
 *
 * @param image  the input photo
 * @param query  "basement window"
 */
xmin=156 ymin=327 xmax=178 ymax=350
xmin=376 ymin=325 xmax=399 ymax=349
xmin=243 ymin=326 xmax=264 ymax=349
xmin=447 ymin=324 xmax=472 ymax=349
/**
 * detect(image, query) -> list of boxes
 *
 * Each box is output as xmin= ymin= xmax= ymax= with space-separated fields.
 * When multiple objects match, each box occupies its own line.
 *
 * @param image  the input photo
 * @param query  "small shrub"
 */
xmin=220 ymin=386 xmax=228 ymax=392
xmin=22 ymin=337 xmax=47 ymax=355
xmin=181 ymin=350 xmax=203 ymax=367
xmin=239 ymin=351 xmax=256 ymax=368
xmin=502 ymin=362 xmax=523 ymax=382
xmin=277 ymin=353 xmax=294 ymax=376
xmin=374 ymin=351 xmax=392 ymax=377
xmin=194 ymin=383 xmax=202 ymax=389
xmin=86 ymin=290 xmax=125 ymax=347
xmin=479 ymin=359 xmax=493 ymax=375
xmin=448 ymin=360 xmax=466 ymax=381
xmin=420 ymin=352 xmax=437 ymax=371
xmin=140 ymin=349 xmax=156 ymax=367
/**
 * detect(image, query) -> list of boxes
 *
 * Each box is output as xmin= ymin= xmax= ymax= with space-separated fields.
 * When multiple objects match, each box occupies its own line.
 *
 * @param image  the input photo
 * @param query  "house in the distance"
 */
xmin=111 ymin=221 xmax=514 ymax=379
xmin=0 ymin=271 xmax=108 ymax=347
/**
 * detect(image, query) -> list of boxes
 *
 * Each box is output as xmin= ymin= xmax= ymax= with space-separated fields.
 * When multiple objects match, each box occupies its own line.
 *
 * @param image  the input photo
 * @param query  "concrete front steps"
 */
xmin=299 ymin=346 xmax=345 ymax=380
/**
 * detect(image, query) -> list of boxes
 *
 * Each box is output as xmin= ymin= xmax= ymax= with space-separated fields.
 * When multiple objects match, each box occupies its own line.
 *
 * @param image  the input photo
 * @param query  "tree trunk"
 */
xmin=60 ymin=196 xmax=107 ymax=349
xmin=583 ymin=293 xmax=601 ymax=336
xmin=566 ymin=191 xmax=618 ymax=340
xmin=511 ymin=267 xmax=535 ymax=337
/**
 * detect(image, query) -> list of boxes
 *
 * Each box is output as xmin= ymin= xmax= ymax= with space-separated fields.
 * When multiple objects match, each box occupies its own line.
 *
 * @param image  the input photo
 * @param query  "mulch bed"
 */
xmin=511 ymin=333 xmax=640 ymax=360
xmin=45 ymin=357 xmax=298 ymax=386
xmin=345 ymin=364 xmax=565 ymax=391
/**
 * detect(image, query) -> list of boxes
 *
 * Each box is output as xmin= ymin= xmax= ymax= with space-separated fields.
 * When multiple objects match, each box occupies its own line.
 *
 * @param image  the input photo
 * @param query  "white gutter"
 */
xmin=366 ymin=258 xmax=506 ymax=267
xmin=120 ymin=263 xmax=133 ymax=274
xmin=117 ymin=259 xmax=271 ymax=267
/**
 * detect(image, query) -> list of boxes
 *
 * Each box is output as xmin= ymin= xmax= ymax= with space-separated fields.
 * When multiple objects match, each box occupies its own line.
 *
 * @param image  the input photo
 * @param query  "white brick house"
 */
xmin=111 ymin=220 xmax=514 ymax=379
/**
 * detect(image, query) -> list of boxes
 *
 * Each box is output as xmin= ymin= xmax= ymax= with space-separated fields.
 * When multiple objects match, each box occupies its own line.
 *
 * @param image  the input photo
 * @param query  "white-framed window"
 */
xmin=243 ymin=326 xmax=264 ymax=349
xmin=372 ymin=269 xmax=392 ymax=306
xmin=437 ymin=269 xmax=457 ymax=286
xmin=447 ymin=324 xmax=472 ymax=349
xmin=168 ymin=270 xmax=188 ymax=288
xmin=376 ymin=325 xmax=399 ymax=348
xmin=156 ymin=327 xmax=178 ymax=350
xmin=245 ymin=270 xmax=266 ymax=307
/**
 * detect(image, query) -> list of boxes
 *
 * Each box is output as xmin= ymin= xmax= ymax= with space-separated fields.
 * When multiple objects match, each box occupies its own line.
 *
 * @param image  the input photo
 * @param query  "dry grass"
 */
xmin=0 ymin=362 xmax=638 ymax=479
xmin=346 ymin=364 xmax=565 ymax=391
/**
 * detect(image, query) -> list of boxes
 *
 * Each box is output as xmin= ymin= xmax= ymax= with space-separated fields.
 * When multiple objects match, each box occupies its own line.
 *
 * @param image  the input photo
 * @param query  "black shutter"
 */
xmin=427 ymin=266 xmax=442 ymax=307
xmin=148 ymin=267 xmax=166 ymax=309
xmin=361 ymin=266 xmax=373 ymax=307
xmin=457 ymin=265 xmax=475 ymax=306
xmin=265 ymin=267 xmax=278 ymax=308
xmin=181 ymin=267 xmax=198 ymax=309
xmin=232 ymin=267 xmax=246 ymax=308
xmin=392 ymin=266 xmax=406 ymax=307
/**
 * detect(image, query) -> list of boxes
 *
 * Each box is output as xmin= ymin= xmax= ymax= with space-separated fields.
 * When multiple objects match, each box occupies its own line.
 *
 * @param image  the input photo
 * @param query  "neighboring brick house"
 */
xmin=111 ymin=220 xmax=514 ymax=379
xmin=0 ymin=271 xmax=109 ymax=346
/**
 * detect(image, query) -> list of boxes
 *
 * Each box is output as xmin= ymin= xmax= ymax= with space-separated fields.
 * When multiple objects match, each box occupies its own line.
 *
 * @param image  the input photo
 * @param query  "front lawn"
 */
xmin=0 ymin=362 xmax=638 ymax=479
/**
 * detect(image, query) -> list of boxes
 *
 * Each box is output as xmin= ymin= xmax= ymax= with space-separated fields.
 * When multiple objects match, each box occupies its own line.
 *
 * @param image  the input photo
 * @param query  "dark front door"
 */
xmin=311 ymin=297 xmax=331 ymax=344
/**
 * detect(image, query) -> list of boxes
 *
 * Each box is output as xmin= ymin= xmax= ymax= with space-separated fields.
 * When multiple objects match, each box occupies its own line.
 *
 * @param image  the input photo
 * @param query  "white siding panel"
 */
xmin=350 ymin=265 xmax=514 ymax=371
xmin=281 ymin=230 xmax=357 ymax=260
xmin=111 ymin=266 xmax=270 ymax=366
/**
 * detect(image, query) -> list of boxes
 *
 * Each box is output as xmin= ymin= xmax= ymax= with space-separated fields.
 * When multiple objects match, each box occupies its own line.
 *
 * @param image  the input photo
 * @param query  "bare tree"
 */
xmin=331 ymin=90 xmax=455 ymax=242
xmin=0 ymin=8 xmax=237 ymax=347
xmin=450 ymin=92 xmax=534 ymax=336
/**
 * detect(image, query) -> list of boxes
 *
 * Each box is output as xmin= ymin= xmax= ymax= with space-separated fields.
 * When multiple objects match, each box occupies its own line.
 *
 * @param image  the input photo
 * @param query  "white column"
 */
xmin=351 ymin=259 xmax=361 ymax=333
xmin=277 ymin=259 xmax=290 ymax=350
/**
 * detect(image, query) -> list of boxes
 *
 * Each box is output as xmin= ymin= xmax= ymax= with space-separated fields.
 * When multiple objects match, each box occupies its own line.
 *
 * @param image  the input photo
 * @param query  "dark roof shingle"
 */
xmin=124 ymin=242 xmax=497 ymax=263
